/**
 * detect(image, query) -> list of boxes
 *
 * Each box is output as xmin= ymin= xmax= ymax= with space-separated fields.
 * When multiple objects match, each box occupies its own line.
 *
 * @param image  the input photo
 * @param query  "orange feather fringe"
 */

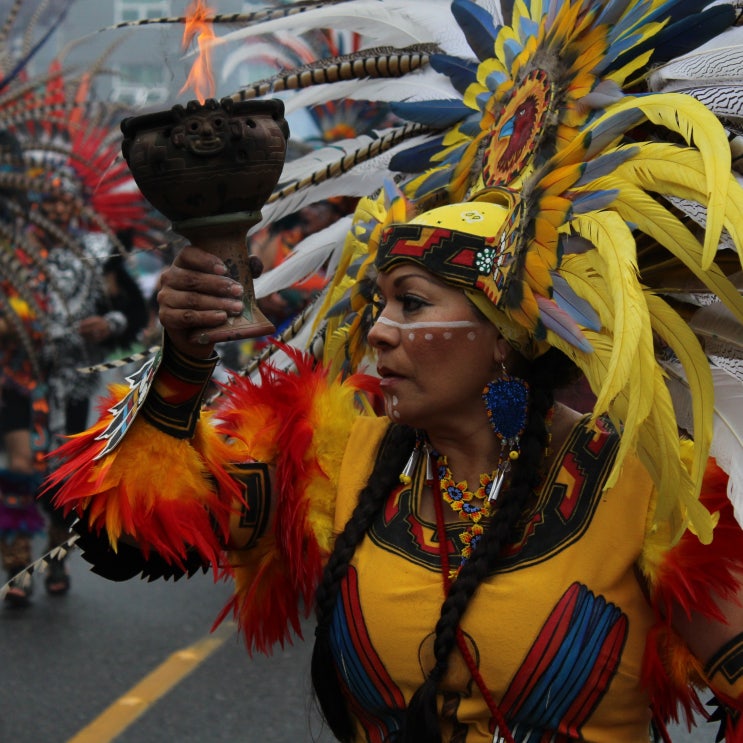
xmin=45 ymin=384 xmax=240 ymax=572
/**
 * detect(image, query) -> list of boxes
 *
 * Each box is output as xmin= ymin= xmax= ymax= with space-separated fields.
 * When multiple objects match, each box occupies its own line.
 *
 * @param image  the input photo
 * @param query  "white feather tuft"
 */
xmin=648 ymin=27 xmax=743 ymax=91
xmin=254 ymin=216 xmax=352 ymax=298
xmin=249 ymin=132 xmax=434 ymax=229
xmin=281 ymin=67 xmax=460 ymax=114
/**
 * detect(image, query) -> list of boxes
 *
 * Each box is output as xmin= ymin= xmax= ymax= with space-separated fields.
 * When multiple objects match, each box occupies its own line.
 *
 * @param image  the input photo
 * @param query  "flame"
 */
xmin=179 ymin=0 xmax=217 ymax=103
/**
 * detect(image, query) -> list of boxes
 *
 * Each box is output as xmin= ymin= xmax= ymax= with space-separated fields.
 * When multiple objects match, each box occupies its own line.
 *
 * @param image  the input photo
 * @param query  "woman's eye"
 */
xmin=400 ymin=294 xmax=427 ymax=313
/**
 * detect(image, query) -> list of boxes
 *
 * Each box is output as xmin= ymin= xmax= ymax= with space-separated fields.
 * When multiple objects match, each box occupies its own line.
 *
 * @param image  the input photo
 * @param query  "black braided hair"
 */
xmin=311 ymin=423 xmax=417 ymax=741
xmin=400 ymin=347 xmax=576 ymax=742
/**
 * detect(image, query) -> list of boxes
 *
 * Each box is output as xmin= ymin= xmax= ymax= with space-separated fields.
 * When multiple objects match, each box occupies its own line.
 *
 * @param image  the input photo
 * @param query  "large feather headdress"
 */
xmin=80 ymin=1 xmax=743 ymax=541
xmin=185 ymin=0 xmax=743 ymax=548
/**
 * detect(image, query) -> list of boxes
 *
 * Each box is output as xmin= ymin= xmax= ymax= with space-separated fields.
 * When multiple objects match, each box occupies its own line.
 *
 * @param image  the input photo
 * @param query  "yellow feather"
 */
xmin=648 ymin=294 xmax=715 ymax=485
xmin=571 ymin=212 xmax=652 ymax=418
xmin=308 ymin=381 xmax=369 ymax=552
xmin=587 ymin=171 xmax=743 ymax=323
xmin=613 ymin=143 xmax=743 ymax=271
xmin=557 ymin=254 xmax=614 ymax=322
xmin=531 ymin=217 xmax=559 ymax=259
xmin=587 ymin=94 xmax=732 ymax=267
xmin=606 ymin=48 xmax=653 ymax=87
xmin=537 ymin=163 xmax=584 ymax=195
xmin=505 ymin=279 xmax=540 ymax=332
xmin=524 ymin=249 xmax=554 ymax=297
xmin=638 ymin=374 xmax=683 ymax=526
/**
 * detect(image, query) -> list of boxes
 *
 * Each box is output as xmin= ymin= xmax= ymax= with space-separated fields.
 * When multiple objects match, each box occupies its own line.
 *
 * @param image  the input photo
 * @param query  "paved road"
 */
xmin=1 ymin=537 xmax=334 ymax=743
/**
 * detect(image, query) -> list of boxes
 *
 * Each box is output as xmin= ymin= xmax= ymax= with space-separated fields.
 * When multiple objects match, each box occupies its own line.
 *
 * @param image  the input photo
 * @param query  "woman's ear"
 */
xmin=493 ymin=333 xmax=511 ymax=367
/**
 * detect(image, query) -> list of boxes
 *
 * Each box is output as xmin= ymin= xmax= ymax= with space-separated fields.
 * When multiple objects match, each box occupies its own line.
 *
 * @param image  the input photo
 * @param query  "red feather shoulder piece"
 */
xmin=46 ymin=383 xmax=241 ymax=572
xmin=641 ymin=454 xmax=743 ymax=727
xmin=211 ymin=345 xmax=381 ymax=654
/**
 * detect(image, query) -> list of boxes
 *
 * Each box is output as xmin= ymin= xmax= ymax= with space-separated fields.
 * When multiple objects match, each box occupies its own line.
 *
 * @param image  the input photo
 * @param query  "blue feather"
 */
xmin=551 ymin=273 xmax=602 ymax=331
xmin=484 ymin=68 xmax=509 ymax=93
xmin=389 ymin=137 xmax=446 ymax=173
xmin=451 ymin=0 xmax=499 ymax=62
xmin=516 ymin=15 xmax=540 ymax=42
xmin=570 ymin=190 xmax=619 ymax=215
xmin=389 ymin=99 xmax=470 ymax=128
xmin=429 ymin=53 xmax=478 ymax=96
xmin=408 ymin=167 xmax=457 ymax=199
xmin=459 ymin=117 xmax=484 ymax=137
xmin=603 ymin=5 xmax=736 ymax=74
xmin=501 ymin=37 xmax=523 ymax=71
xmin=584 ymin=110 xmax=645 ymax=159
xmin=577 ymin=148 xmax=638 ymax=185
xmin=537 ymin=296 xmax=594 ymax=352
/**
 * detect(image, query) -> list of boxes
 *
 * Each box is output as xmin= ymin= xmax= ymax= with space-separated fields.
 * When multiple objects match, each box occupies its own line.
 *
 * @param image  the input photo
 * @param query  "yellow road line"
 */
xmin=67 ymin=624 xmax=234 ymax=743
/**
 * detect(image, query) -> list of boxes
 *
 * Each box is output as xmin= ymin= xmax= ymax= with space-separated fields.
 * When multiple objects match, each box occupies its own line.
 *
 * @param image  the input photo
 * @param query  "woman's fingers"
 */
xmin=157 ymin=245 xmax=246 ymax=358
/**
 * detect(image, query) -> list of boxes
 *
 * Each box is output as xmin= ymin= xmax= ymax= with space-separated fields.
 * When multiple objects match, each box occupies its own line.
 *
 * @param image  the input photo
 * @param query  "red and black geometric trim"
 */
xmin=377 ymin=223 xmax=491 ymax=289
xmin=706 ymin=633 xmax=743 ymax=687
xmin=141 ymin=341 xmax=218 ymax=438
xmin=225 ymin=462 xmax=272 ymax=550
xmin=367 ymin=417 xmax=619 ymax=573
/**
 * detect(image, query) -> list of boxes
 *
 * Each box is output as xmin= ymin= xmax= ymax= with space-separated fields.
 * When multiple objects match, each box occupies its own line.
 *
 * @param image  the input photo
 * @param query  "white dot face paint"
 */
xmin=371 ymin=301 xmax=497 ymax=429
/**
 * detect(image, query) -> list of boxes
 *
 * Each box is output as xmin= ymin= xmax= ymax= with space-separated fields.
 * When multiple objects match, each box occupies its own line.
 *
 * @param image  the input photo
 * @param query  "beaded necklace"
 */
xmin=436 ymin=454 xmax=497 ymax=579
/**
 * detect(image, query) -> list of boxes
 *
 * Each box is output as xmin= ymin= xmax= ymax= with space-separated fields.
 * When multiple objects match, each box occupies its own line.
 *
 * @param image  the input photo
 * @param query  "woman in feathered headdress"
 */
xmin=42 ymin=0 xmax=743 ymax=740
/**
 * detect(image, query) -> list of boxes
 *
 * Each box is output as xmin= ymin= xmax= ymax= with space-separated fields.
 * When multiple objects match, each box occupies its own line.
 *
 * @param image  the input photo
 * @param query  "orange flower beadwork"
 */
xmin=437 ymin=455 xmax=495 ymax=577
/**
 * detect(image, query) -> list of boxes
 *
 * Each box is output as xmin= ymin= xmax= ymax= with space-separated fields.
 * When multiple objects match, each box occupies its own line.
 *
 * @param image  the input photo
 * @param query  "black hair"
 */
xmin=311 ymin=347 xmax=578 ymax=741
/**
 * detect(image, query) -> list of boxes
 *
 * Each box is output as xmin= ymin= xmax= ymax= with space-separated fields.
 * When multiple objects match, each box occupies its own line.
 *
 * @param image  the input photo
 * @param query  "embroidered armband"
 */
xmin=141 ymin=339 xmax=218 ymax=438
xmin=225 ymin=462 xmax=271 ymax=550
xmin=706 ymin=634 xmax=743 ymax=703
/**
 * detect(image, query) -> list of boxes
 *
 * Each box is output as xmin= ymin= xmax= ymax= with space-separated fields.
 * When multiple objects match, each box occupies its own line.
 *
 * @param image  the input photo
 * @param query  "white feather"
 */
xmin=665 ymin=360 xmax=743 ymax=527
xmin=256 ymin=169 xmax=386 ymax=227
xmin=254 ymin=215 xmax=352 ymax=297
xmin=281 ymin=67 xmax=460 ymax=114
xmin=208 ymin=0 xmax=471 ymax=57
xmin=278 ymin=129 xmax=436 ymax=184
xmin=220 ymin=42 xmax=301 ymax=81
xmin=648 ymin=27 xmax=743 ymax=89
xmin=689 ymin=299 xmax=743 ymax=349
xmin=662 ymin=195 xmax=738 ymax=253
xmin=249 ymin=132 xmax=434 ymax=229
xmin=279 ymin=135 xmax=378 ymax=184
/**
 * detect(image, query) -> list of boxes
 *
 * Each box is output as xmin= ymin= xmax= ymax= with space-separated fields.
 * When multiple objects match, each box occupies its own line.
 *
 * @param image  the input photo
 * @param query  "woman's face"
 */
xmin=367 ymin=264 xmax=503 ymax=431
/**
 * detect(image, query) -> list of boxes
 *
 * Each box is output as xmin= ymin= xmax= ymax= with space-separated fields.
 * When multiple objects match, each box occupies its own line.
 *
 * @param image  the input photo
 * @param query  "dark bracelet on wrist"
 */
xmin=141 ymin=337 xmax=219 ymax=438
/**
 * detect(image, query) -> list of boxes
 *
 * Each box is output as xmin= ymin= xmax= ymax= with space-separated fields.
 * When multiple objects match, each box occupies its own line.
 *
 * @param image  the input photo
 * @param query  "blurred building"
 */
xmin=25 ymin=0 xmax=267 ymax=109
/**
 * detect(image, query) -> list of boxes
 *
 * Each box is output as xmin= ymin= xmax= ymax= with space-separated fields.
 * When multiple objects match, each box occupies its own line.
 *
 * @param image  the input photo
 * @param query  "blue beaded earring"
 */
xmin=482 ymin=365 xmax=530 ymax=502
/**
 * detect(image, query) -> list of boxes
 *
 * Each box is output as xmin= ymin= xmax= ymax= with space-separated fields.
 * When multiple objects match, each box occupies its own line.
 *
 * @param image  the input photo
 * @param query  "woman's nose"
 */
xmin=367 ymin=312 xmax=399 ymax=349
